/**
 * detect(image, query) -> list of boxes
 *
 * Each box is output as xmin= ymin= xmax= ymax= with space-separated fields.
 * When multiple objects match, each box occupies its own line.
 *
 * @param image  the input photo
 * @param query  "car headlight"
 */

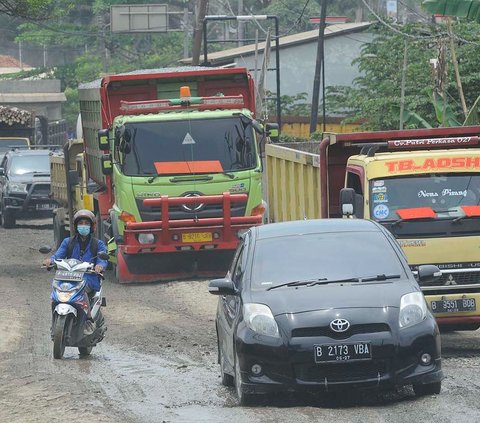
xmin=8 ymin=182 xmax=27 ymax=193
xmin=243 ymin=303 xmax=280 ymax=338
xmin=399 ymin=292 xmax=427 ymax=329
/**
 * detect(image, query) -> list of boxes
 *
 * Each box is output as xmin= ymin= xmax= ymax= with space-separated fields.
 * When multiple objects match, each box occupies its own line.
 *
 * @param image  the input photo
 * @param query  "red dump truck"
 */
xmin=78 ymin=67 xmax=276 ymax=283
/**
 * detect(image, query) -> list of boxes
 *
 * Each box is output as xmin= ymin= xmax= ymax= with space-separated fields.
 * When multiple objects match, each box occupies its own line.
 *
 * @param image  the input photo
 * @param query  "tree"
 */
xmin=0 ymin=0 xmax=54 ymax=20
xmin=326 ymin=21 xmax=480 ymax=130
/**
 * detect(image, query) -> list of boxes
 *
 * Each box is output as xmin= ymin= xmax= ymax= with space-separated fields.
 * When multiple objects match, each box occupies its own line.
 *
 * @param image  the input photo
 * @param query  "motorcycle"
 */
xmin=40 ymin=246 xmax=108 ymax=359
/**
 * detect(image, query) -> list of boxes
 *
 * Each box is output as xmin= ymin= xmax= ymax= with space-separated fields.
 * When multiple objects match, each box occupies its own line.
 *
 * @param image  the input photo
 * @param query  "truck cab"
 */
xmin=342 ymin=140 xmax=480 ymax=330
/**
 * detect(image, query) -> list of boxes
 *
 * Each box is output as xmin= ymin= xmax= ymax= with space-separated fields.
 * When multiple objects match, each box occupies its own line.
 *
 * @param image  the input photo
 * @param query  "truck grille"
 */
xmin=420 ymin=271 xmax=480 ymax=293
xmin=135 ymin=198 xmax=247 ymax=222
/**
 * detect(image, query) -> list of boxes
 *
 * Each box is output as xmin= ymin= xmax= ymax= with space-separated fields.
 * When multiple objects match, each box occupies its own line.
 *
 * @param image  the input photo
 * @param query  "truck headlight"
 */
xmin=244 ymin=303 xmax=280 ymax=338
xmin=8 ymin=182 xmax=27 ymax=193
xmin=399 ymin=292 xmax=427 ymax=328
xmin=138 ymin=233 xmax=155 ymax=244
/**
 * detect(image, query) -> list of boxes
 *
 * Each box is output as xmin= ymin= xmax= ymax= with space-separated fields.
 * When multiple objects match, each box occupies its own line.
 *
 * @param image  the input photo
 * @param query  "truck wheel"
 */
xmin=53 ymin=214 xmax=68 ymax=248
xmin=2 ymin=205 xmax=16 ymax=229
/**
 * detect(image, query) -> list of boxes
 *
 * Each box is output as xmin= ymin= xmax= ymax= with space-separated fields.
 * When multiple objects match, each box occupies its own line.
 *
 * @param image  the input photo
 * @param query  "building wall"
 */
xmin=233 ymin=31 xmax=373 ymax=103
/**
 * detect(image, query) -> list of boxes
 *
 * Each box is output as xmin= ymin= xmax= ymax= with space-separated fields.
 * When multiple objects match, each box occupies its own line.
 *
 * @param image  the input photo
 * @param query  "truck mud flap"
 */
xmin=116 ymin=249 xmax=235 ymax=283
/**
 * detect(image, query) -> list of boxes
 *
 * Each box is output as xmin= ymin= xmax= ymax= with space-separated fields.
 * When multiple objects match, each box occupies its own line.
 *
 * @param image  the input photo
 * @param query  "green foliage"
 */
xmin=326 ymin=22 xmax=480 ymax=130
xmin=267 ymin=91 xmax=310 ymax=116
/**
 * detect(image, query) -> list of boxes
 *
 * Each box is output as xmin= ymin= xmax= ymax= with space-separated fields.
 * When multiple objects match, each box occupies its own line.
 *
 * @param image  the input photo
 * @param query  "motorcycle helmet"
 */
xmin=73 ymin=209 xmax=96 ymax=234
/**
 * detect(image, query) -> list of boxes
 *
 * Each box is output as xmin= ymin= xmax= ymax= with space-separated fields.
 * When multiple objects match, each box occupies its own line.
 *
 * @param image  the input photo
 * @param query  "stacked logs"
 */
xmin=0 ymin=106 xmax=32 ymax=126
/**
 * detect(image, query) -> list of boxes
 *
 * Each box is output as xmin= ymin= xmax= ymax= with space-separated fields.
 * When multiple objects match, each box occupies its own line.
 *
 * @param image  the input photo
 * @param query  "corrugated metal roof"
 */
xmin=180 ymin=22 xmax=372 ymax=65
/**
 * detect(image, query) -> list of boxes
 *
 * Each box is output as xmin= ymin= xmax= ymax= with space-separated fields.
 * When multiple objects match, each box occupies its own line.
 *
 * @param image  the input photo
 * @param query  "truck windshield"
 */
xmin=370 ymin=174 xmax=480 ymax=221
xmin=0 ymin=138 xmax=29 ymax=154
xmin=120 ymin=117 xmax=257 ymax=176
xmin=10 ymin=154 xmax=50 ymax=175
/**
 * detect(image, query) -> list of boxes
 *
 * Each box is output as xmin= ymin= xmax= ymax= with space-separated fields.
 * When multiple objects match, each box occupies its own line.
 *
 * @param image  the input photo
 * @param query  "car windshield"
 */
xmin=251 ymin=231 xmax=406 ymax=289
xmin=120 ymin=117 xmax=257 ymax=176
xmin=0 ymin=139 xmax=29 ymax=153
xmin=9 ymin=154 xmax=50 ymax=175
xmin=370 ymin=174 xmax=480 ymax=221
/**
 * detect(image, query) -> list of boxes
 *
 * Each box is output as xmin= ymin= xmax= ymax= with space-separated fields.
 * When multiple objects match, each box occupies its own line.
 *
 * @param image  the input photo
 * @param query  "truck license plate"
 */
xmin=430 ymin=298 xmax=476 ymax=313
xmin=314 ymin=342 xmax=372 ymax=363
xmin=182 ymin=232 xmax=212 ymax=243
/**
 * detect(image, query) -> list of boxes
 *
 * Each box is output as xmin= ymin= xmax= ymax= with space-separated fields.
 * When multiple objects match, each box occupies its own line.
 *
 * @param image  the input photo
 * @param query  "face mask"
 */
xmin=77 ymin=225 xmax=91 ymax=236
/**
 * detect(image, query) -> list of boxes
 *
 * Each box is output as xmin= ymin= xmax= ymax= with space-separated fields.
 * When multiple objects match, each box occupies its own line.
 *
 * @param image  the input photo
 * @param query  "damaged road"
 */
xmin=1 ymin=219 xmax=480 ymax=422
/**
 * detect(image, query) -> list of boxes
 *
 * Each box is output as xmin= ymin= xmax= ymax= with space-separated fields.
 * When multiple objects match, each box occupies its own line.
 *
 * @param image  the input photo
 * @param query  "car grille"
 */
xmin=135 ymin=198 xmax=247 ymax=222
xmin=291 ymin=323 xmax=390 ymax=340
xmin=295 ymin=360 xmax=388 ymax=382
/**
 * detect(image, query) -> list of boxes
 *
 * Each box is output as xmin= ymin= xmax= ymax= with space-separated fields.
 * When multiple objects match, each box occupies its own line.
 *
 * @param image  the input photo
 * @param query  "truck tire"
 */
xmin=53 ymin=214 xmax=68 ymax=249
xmin=2 ymin=204 xmax=16 ymax=229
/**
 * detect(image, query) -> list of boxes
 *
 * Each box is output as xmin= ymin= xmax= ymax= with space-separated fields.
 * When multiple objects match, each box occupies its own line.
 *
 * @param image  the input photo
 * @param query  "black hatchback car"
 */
xmin=209 ymin=219 xmax=443 ymax=405
xmin=0 ymin=148 xmax=56 ymax=228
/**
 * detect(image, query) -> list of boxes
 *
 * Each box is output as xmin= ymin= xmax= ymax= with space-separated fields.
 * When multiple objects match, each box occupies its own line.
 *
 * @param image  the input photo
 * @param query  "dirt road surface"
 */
xmin=1 ymin=219 xmax=480 ymax=422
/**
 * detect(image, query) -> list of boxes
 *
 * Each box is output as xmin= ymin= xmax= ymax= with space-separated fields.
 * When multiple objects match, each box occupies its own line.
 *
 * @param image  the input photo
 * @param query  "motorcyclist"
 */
xmin=43 ymin=209 xmax=108 ymax=335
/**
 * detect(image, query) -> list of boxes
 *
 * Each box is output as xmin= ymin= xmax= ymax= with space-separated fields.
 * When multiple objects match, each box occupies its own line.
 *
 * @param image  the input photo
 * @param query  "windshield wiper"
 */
xmin=220 ymin=171 xmax=236 ymax=179
xmin=267 ymin=278 xmax=327 ymax=291
xmin=307 ymin=274 xmax=401 ymax=287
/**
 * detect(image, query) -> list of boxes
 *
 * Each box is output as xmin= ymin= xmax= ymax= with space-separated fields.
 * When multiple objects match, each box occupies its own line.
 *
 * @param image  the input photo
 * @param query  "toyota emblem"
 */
xmin=330 ymin=318 xmax=350 ymax=333
xmin=181 ymin=192 xmax=205 ymax=212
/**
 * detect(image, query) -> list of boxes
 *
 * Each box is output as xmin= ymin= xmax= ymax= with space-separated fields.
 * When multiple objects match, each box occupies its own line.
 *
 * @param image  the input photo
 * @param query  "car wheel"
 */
xmin=413 ymin=381 xmax=441 ymax=396
xmin=234 ymin=350 xmax=256 ymax=406
xmin=219 ymin=341 xmax=234 ymax=387
xmin=2 ymin=204 xmax=15 ymax=228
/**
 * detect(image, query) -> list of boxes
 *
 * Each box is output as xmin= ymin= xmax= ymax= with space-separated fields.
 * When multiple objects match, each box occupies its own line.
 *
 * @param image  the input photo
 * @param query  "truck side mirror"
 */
xmin=417 ymin=265 xmax=442 ymax=285
xmin=265 ymin=123 xmax=279 ymax=143
xmin=340 ymin=188 xmax=356 ymax=216
xmin=98 ymin=129 xmax=110 ymax=151
xmin=68 ymin=169 xmax=79 ymax=186
xmin=101 ymin=154 xmax=113 ymax=175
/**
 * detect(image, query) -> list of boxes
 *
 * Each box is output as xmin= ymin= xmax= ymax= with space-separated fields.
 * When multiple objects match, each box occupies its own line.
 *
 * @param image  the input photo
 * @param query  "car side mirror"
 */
xmin=417 ymin=265 xmax=442 ymax=285
xmin=208 ymin=278 xmax=237 ymax=296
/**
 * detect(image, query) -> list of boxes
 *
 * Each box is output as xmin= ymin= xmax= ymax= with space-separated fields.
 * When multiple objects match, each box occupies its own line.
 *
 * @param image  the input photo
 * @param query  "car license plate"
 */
xmin=181 ymin=232 xmax=212 ymax=243
xmin=36 ymin=203 xmax=54 ymax=210
xmin=55 ymin=270 xmax=83 ymax=282
xmin=430 ymin=298 xmax=476 ymax=313
xmin=314 ymin=342 xmax=372 ymax=363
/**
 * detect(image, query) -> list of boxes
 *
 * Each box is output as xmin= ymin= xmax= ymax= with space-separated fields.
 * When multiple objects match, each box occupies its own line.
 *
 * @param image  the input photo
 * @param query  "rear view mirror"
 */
xmin=101 ymin=154 xmax=113 ymax=175
xmin=265 ymin=123 xmax=279 ymax=143
xmin=39 ymin=245 xmax=52 ymax=254
xmin=98 ymin=129 xmax=110 ymax=151
xmin=417 ymin=265 xmax=442 ymax=285
xmin=208 ymin=278 xmax=237 ymax=296
xmin=340 ymin=188 xmax=355 ymax=216
xmin=97 ymin=252 xmax=110 ymax=261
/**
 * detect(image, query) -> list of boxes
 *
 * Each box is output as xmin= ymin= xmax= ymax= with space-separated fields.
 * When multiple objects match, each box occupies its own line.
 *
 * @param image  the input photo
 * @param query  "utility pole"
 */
xmin=447 ymin=17 xmax=468 ymax=119
xmin=192 ymin=0 xmax=208 ymax=65
xmin=310 ymin=0 xmax=328 ymax=135
xmin=238 ymin=0 xmax=244 ymax=47
xmin=399 ymin=39 xmax=408 ymax=130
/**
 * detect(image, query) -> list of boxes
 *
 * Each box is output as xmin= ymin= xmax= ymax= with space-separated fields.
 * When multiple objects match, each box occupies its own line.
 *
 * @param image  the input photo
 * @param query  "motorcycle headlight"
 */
xmin=8 ymin=182 xmax=27 ymax=193
xmin=243 ymin=303 xmax=280 ymax=338
xmin=58 ymin=291 xmax=74 ymax=302
xmin=399 ymin=292 xmax=427 ymax=329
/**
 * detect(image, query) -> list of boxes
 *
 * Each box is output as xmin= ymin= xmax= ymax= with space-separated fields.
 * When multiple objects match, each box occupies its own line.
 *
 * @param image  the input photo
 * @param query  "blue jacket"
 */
xmin=50 ymin=236 xmax=108 ymax=291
